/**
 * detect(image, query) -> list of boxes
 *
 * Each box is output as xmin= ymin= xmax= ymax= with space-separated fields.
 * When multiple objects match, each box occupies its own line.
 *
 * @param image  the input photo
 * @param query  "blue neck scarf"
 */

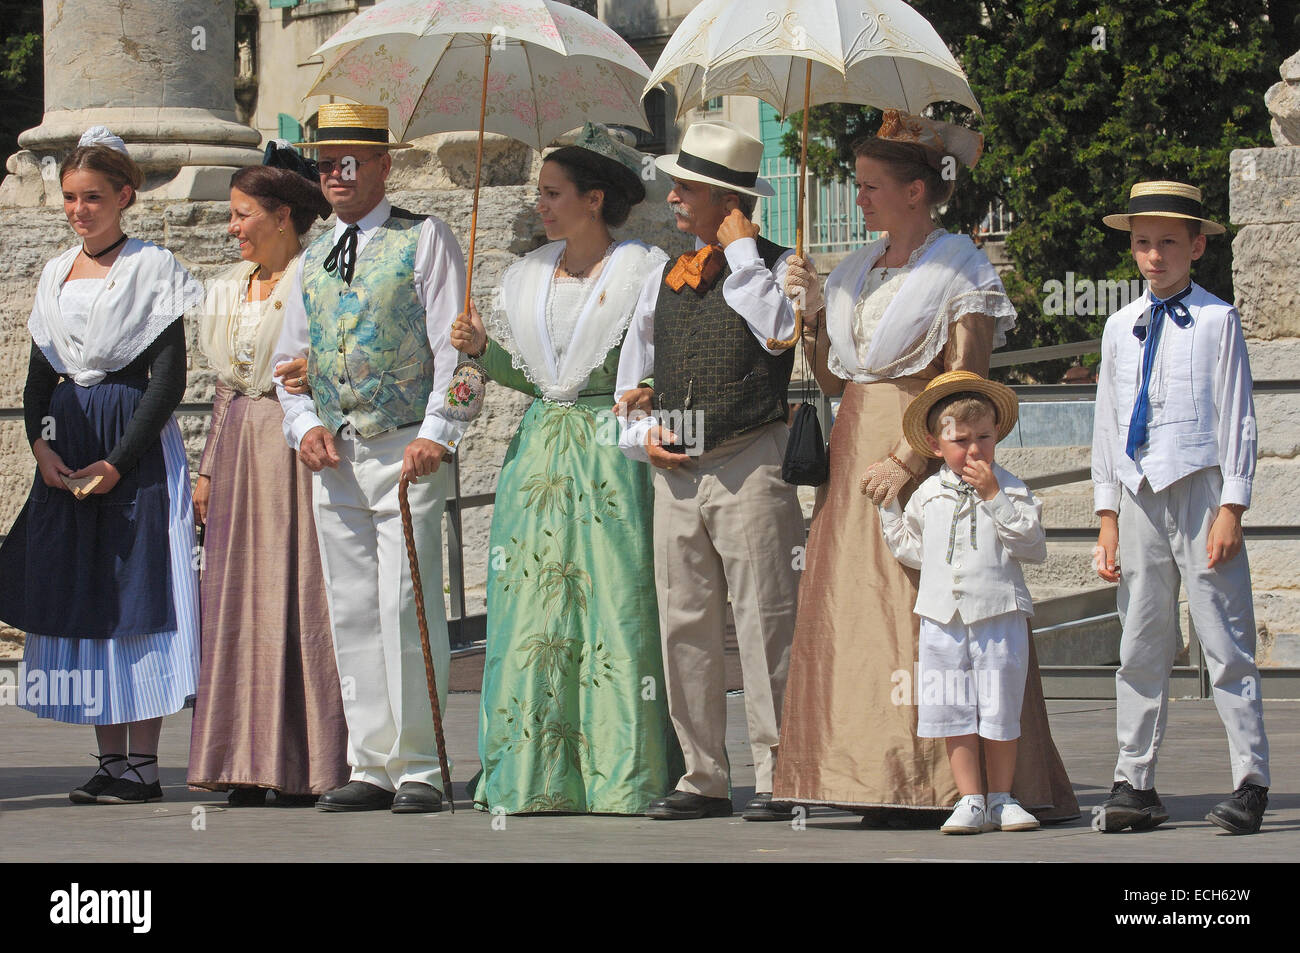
xmin=1125 ymin=284 xmax=1193 ymax=460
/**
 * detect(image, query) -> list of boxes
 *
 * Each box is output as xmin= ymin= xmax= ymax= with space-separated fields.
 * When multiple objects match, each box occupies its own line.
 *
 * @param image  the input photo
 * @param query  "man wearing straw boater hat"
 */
xmin=1092 ymin=180 xmax=1270 ymax=834
xmin=615 ymin=121 xmax=804 ymax=821
xmin=272 ymin=103 xmax=467 ymax=814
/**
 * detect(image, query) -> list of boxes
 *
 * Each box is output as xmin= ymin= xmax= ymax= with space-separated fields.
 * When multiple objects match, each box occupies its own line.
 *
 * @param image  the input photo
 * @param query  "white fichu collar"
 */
xmin=485 ymin=240 xmax=667 ymax=403
xmin=30 ymin=240 xmax=204 ymax=386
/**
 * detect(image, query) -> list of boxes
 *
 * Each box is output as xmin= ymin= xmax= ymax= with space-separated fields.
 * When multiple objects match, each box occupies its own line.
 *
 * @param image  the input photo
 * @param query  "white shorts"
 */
xmin=916 ymin=610 xmax=1029 ymax=741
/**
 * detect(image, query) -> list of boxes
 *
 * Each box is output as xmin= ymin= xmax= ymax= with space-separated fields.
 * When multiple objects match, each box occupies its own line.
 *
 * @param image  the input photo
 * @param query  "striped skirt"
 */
xmin=19 ymin=418 xmax=200 ymax=724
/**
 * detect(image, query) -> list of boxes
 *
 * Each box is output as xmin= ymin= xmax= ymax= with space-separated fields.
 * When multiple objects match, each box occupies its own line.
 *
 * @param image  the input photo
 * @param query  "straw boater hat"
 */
xmin=1102 ymin=181 xmax=1225 ymax=235
xmin=655 ymin=121 xmax=775 ymax=198
xmin=550 ymin=122 xmax=648 ymax=205
xmin=902 ymin=370 xmax=1019 ymax=458
xmin=294 ymin=103 xmax=412 ymax=150
xmin=875 ymin=109 xmax=984 ymax=170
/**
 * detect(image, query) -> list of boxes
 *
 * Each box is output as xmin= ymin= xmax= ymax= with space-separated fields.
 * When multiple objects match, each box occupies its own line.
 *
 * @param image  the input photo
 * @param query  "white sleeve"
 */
xmin=721 ymin=238 xmax=796 ymax=354
xmin=272 ymin=257 xmax=324 ymax=451
xmin=879 ymin=496 xmax=924 ymax=570
xmin=615 ymin=265 xmax=665 ymax=463
xmin=1091 ymin=321 xmax=1121 ymax=514
xmin=413 ymin=217 xmax=470 ymax=451
xmin=984 ymin=485 xmax=1047 ymax=564
xmin=1214 ymin=309 xmax=1256 ymax=508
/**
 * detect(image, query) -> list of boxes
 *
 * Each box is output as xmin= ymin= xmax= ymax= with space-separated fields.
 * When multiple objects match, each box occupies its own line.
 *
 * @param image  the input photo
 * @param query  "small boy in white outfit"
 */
xmin=879 ymin=371 xmax=1047 ymax=834
xmin=1092 ymin=181 xmax=1270 ymax=834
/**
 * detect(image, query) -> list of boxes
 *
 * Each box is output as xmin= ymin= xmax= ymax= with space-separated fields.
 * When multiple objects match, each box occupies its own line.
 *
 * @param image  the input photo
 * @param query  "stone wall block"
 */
xmin=1228 ymin=147 xmax=1300 ymax=224
xmin=1231 ymin=222 xmax=1300 ymax=339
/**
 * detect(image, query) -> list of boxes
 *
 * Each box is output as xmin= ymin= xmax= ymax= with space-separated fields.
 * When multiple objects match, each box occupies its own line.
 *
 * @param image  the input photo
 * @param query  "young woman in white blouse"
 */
xmin=0 ymin=128 xmax=203 ymax=804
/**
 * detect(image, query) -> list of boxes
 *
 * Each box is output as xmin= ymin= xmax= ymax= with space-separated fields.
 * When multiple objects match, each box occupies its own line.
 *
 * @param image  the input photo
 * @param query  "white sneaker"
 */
xmin=988 ymin=795 xmax=1040 ymax=831
xmin=940 ymin=795 xmax=994 ymax=834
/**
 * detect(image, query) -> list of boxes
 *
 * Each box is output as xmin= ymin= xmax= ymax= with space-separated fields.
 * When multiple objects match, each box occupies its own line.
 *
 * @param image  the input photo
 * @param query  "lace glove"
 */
xmin=860 ymin=455 xmax=915 ymax=507
xmin=784 ymin=254 xmax=825 ymax=321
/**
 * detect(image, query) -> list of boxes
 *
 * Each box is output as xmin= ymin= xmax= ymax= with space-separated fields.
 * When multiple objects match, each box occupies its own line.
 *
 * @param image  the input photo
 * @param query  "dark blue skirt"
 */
xmin=0 ymin=375 xmax=175 ymax=638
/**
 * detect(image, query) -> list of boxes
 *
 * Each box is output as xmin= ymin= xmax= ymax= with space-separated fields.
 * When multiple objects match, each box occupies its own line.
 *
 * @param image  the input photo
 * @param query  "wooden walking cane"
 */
xmin=398 ymin=473 xmax=455 ymax=812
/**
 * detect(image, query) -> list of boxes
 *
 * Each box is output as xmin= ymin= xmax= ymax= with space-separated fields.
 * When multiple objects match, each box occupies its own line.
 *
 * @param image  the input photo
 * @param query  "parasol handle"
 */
xmin=461 ymin=40 xmax=493 ymax=325
xmin=767 ymin=60 xmax=813 ymax=352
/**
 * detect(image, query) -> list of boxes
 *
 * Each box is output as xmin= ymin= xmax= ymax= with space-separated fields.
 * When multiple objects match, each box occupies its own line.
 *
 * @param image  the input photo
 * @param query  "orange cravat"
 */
xmin=665 ymin=244 xmax=725 ymax=292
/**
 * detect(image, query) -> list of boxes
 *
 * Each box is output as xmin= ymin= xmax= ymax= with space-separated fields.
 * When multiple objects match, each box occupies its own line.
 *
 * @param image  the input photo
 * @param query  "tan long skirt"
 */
xmin=187 ymin=393 xmax=349 ymax=795
xmin=773 ymin=378 xmax=1079 ymax=818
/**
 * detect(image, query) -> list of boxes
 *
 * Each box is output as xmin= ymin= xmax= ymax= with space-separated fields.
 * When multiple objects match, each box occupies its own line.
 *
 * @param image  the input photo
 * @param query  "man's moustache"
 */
xmin=670 ymin=204 xmax=692 ymax=220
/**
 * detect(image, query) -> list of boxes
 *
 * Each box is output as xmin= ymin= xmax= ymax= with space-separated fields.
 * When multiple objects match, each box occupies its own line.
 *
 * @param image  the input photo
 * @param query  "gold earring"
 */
xmin=278 ymin=227 xmax=285 ymax=234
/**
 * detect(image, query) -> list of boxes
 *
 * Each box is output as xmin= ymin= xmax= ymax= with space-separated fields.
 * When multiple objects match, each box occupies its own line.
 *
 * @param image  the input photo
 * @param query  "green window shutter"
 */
xmin=277 ymin=113 xmax=302 ymax=142
xmin=269 ymin=0 xmax=298 ymax=9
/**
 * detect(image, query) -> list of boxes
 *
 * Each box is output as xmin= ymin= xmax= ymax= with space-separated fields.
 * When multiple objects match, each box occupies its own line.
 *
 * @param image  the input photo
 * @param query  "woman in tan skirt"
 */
xmin=774 ymin=112 xmax=1078 ymax=823
xmin=187 ymin=146 xmax=349 ymax=805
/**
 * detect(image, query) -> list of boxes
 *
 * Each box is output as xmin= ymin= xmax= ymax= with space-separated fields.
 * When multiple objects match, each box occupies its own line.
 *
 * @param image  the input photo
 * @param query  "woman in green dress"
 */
xmin=453 ymin=124 xmax=681 ymax=814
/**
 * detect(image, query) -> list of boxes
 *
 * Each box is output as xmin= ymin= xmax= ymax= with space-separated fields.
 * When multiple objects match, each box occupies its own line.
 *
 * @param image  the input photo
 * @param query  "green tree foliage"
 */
xmin=781 ymin=1 xmax=1297 ymax=378
xmin=0 ymin=0 xmax=43 ymax=166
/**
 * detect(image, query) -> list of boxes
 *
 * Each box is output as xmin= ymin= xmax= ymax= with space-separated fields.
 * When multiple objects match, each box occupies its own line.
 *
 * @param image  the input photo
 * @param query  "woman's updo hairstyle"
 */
xmin=852 ymin=136 xmax=956 ymax=209
xmin=229 ymin=164 xmax=332 ymax=236
xmin=544 ymin=145 xmax=643 ymax=228
xmin=59 ymin=145 xmax=144 ymax=210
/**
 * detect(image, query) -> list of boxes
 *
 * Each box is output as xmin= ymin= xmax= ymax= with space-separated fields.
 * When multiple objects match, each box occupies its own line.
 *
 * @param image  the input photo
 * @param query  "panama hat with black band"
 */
xmin=295 ymin=103 xmax=413 ymax=150
xmin=654 ymin=121 xmax=775 ymax=199
xmin=1102 ymin=180 xmax=1225 ymax=235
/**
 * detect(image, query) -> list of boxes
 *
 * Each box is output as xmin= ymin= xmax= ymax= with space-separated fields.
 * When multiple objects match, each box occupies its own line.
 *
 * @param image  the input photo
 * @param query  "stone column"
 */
xmin=7 ymin=0 xmax=261 ymax=203
xmin=1228 ymin=48 xmax=1300 ymax=661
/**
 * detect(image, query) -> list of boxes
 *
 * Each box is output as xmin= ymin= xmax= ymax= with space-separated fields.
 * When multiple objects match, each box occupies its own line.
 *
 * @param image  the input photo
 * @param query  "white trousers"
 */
xmin=1115 ymin=468 xmax=1269 ymax=790
xmin=916 ymin=611 xmax=1029 ymax=741
xmin=313 ymin=426 xmax=452 ymax=792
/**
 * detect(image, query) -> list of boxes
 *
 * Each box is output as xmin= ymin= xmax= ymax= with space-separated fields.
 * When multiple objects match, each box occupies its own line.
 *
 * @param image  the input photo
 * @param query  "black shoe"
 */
xmin=272 ymin=792 xmax=320 ymax=808
xmin=69 ymin=753 xmax=127 ymax=804
xmin=645 ymin=790 xmax=732 ymax=820
xmin=391 ymin=781 xmax=444 ymax=814
xmin=97 ymin=753 xmax=163 ymax=805
xmin=317 ymin=780 xmax=395 ymax=812
xmin=742 ymin=793 xmax=794 ymax=821
xmin=1207 ymin=783 xmax=1268 ymax=835
xmin=1097 ymin=780 xmax=1169 ymax=832
xmin=226 ymin=786 xmax=268 ymax=807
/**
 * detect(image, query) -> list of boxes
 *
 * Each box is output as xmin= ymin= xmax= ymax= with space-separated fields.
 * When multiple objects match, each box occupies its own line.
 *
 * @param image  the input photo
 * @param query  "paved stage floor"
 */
xmin=1 ymin=695 xmax=1295 ymax=863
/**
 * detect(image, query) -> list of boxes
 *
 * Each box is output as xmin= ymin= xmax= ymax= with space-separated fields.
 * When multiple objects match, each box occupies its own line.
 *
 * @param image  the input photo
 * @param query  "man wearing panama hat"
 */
xmin=272 ymin=103 xmax=467 ymax=814
xmin=1092 ymin=180 xmax=1270 ymax=834
xmin=615 ymin=120 xmax=805 ymax=821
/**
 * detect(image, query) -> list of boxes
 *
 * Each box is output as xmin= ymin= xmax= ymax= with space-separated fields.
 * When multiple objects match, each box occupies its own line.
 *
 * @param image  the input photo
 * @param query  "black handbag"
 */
xmin=782 ymin=327 xmax=829 ymax=486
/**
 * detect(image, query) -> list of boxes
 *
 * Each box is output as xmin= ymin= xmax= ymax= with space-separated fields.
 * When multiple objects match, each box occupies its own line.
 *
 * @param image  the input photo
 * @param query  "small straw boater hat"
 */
xmin=295 ymin=103 xmax=412 ymax=150
xmin=902 ymin=370 xmax=1019 ymax=458
xmin=655 ymin=121 xmax=775 ymax=198
xmin=1102 ymin=180 xmax=1225 ymax=235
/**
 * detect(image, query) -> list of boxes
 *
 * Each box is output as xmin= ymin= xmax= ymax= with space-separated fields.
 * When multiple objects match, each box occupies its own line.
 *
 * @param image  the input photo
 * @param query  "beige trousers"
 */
xmin=653 ymin=421 xmax=804 ymax=798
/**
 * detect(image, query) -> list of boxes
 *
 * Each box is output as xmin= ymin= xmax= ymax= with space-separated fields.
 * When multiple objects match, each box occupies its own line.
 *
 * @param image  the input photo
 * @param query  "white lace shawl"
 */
xmin=30 ymin=239 xmax=204 ymax=386
xmin=485 ymin=239 xmax=669 ymax=402
xmin=198 ymin=258 xmax=301 ymax=395
xmin=824 ymin=232 xmax=1016 ymax=383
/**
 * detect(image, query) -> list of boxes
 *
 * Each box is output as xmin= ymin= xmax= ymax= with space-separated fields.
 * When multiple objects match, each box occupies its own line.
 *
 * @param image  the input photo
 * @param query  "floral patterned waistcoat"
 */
xmin=303 ymin=212 xmax=434 ymax=438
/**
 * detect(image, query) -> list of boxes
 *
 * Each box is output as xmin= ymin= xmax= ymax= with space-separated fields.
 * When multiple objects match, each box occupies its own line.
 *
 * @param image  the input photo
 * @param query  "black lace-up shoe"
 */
xmin=1207 ymin=783 xmax=1267 ymax=835
xmin=1096 ymin=780 xmax=1169 ymax=832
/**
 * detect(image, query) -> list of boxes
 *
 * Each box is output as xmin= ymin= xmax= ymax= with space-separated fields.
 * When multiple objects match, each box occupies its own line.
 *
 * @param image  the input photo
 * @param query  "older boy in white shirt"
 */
xmin=879 ymin=371 xmax=1046 ymax=834
xmin=1092 ymin=181 xmax=1270 ymax=835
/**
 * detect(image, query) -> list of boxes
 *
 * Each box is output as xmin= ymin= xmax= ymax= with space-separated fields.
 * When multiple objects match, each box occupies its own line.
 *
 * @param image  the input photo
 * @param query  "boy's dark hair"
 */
xmin=927 ymin=392 xmax=997 ymax=438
